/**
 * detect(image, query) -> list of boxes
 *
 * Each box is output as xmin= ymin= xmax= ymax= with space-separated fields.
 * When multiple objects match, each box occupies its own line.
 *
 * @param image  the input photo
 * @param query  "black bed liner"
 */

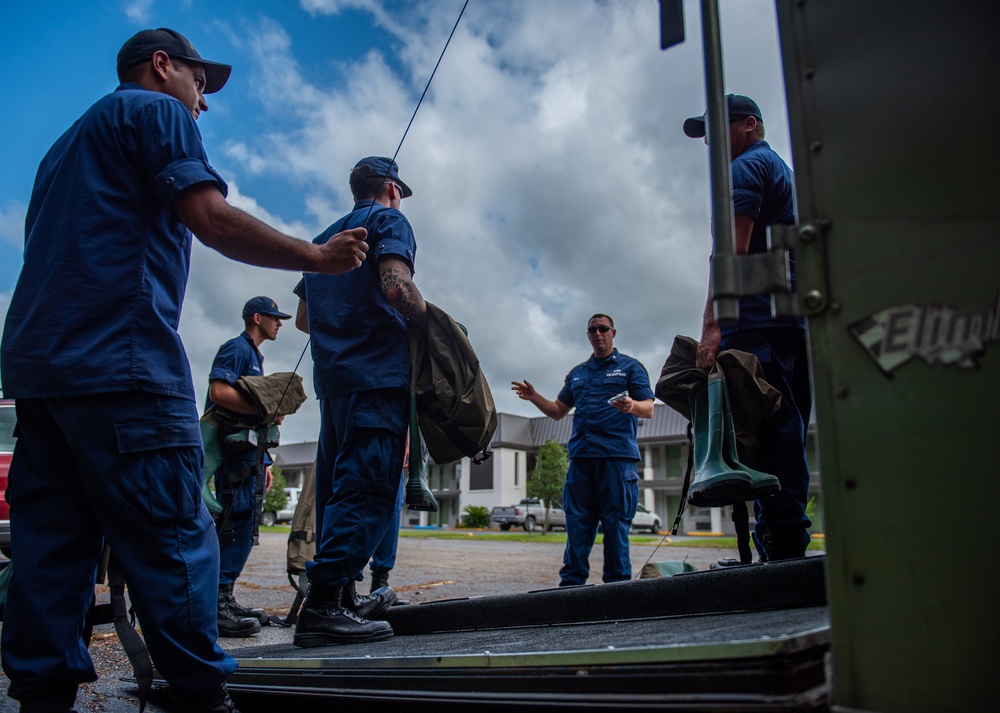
xmin=215 ymin=556 xmax=830 ymax=711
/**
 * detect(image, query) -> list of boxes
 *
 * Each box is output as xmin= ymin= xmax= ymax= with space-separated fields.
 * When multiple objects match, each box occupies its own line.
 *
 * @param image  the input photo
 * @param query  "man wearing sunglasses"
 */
xmin=512 ymin=314 xmax=654 ymax=586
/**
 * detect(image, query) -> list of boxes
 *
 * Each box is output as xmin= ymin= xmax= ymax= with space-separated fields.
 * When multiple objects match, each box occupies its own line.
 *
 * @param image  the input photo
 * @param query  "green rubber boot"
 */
xmin=720 ymin=378 xmax=781 ymax=500
xmin=406 ymin=395 xmax=438 ymax=512
xmin=687 ymin=376 xmax=752 ymax=507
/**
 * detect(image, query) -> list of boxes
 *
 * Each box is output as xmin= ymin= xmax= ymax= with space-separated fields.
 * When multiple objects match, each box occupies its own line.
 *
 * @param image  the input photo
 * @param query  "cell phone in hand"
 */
xmin=607 ymin=390 xmax=629 ymax=405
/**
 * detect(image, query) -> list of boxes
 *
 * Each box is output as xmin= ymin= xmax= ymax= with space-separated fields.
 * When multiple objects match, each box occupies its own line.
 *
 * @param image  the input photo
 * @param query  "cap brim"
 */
xmin=268 ymin=311 xmax=293 ymax=319
xmin=683 ymin=116 xmax=706 ymax=138
xmin=185 ymin=58 xmax=231 ymax=94
xmin=396 ymin=179 xmax=413 ymax=198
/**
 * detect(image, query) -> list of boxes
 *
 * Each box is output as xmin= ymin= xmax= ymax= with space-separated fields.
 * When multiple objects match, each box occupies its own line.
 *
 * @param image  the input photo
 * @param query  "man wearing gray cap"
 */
xmin=292 ymin=157 xmax=426 ymax=647
xmin=683 ymin=94 xmax=812 ymax=563
xmin=0 ymin=28 xmax=368 ymax=713
xmin=205 ymin=297 xmax=293 ymax=638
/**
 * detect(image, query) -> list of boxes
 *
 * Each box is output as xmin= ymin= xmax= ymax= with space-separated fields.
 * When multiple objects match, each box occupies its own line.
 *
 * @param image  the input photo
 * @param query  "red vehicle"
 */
xmin=0 ymin=398 xmax=14 ymax=557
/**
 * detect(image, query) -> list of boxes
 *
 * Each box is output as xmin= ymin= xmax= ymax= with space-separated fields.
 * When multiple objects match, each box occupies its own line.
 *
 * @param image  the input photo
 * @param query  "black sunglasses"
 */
xmin=587 ymin=325 xmax=613 ymax=334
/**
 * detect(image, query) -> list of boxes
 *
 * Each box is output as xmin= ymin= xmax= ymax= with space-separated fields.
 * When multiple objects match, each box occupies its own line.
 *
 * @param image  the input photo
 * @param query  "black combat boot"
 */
xmin=370 ymin=568 xmax=390 ymax=592
xmin=173 ymin=684 xmax=239 ymax=713
xmin=223 ymin=582 xmax=268 ymax=625
xmin=341 ymin=578 xmax=396 ymax=620
xmin=369 ymin=568 xmax=410 ymax=606
xmin=756 ymin=526 xmax=808 ymax=562
xmin=293 ymin=584 xmax=394 ymax=648
xmin=16 ymin=685 xmax=78 ymax=713
xmin=217 ymin=585 xmax=261 ymax=638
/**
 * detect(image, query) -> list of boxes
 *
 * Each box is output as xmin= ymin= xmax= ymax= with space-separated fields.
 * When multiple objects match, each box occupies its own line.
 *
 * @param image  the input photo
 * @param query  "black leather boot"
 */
xmin=342 ymin=578 xmax=396 ymax=620
xmin=173 ymin=684 xmax=239 ymax=713
xmin=370 ymin=568 xmax=389 ymax=593
xmin=369 ymin=569 xmax=410 ymax=606
xmin=16 ymin=685 xmax=77 ymax=713
xmin=224 ymin=582 xmax=268 ymax=625
xmin=217 ymin=585 xmax=261 ymax=638
xmin=293 ymin=584 xmax=393 ymax=648
xmin=756 ymin=526 xmax=808 ymax=562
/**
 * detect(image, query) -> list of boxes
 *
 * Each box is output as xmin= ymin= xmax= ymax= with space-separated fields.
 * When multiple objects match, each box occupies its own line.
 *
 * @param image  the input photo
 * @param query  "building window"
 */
xmin=665 ymin=444 xmax=685 ymax=478
xmin=469 ymin=457 xmax=494 ymax=491
xmin=514 ymin=452 xmax=520 ymax=487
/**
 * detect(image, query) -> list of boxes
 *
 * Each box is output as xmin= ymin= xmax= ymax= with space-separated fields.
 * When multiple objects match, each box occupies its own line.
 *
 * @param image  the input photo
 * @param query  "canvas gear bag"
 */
xmin=201 ymin=372 xmax=307 ymax=514
xmin=408 ymin=302 xmax=497 ymax=465
xmin=281 ymin=461 xmax=317 ymax=627
xmin=287 ymin=462 xmax=317 ymax=577
xmin=655 ymin=335 xmax=783 ymax=564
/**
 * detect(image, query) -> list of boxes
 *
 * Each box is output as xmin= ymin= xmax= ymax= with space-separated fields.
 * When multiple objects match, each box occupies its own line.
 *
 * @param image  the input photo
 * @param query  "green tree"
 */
xmin=263 ymin=466 xmax=289 ymax=516
xmin=527 ymin=439 xmax=568 ymax=532
xmin=461 ymin=505 xmax=491 ymax=528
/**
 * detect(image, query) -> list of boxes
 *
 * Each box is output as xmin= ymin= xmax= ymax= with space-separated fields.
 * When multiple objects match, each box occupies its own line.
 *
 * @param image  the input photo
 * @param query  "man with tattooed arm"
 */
xmin=292 ymin=157 xmax=426 ymax=647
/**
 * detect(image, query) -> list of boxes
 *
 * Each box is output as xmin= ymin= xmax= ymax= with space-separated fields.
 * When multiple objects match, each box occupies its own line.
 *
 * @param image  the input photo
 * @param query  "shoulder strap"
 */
xmin=86 ymin=548 xmax=153 ymax=712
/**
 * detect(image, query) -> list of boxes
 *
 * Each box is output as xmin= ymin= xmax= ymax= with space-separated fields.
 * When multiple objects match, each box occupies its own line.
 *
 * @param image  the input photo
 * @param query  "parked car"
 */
xmin=0 ymin=398 xmax=15 ymax=557
xmin=631 ymin=503 xmax=662 ymax=534
xmin=491 ymin=497 xmax=565 ymax=533
xmin=261 ymin=486 xmax=300 ymax=527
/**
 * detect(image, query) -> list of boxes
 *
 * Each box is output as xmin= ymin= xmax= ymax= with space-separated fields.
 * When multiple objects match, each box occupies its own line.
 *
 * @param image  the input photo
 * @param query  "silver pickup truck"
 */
xmin=491 ymin=498 xmax=565 ymax=532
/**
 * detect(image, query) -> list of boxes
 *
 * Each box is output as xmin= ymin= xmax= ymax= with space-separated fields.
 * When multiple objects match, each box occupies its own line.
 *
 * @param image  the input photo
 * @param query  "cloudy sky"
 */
xmin=0 ymin=0 xmax=793 ymax=443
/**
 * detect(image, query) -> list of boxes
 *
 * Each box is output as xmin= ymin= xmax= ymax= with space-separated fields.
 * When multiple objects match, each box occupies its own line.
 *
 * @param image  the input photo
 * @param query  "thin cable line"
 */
xmin=266 ymin=0 xmax=471 ymax=425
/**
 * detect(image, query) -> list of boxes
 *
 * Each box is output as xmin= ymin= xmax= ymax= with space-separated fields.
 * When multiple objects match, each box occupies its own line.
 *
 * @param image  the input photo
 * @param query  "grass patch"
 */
xmin=258 ymin=525 xmax=291 ymax=533
xmin=400 ymin=529 xmax=567 ymax=543
xmin=397 ymin=529 xmax=825 ymax=551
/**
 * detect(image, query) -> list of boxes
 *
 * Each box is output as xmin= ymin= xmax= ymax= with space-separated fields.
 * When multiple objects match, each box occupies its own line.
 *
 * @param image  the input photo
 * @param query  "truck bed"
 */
xmin=211 ymin=557 xmax=830 ymax=711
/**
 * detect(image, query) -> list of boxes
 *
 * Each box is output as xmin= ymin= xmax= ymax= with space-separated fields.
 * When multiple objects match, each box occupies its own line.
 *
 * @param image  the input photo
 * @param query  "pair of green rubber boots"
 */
xmin=687 ymin=376 xmax=781 ymax=508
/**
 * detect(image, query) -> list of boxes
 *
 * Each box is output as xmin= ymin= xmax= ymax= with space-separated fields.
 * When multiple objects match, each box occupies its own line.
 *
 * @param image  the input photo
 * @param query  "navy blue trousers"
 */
xmin=307 ymin=388 xmax=407 ymax=590
xmin=371 ymin=473 xmax=405 ymax=572
xmin=721 ymin=327 xmax=813 ymax=557
xmin=216 ymin=464 xmax=256 ymax=586
xmin=559 ymin=458 xmax=638 ymax=586
xmin=1 ymin=394 xmax=235 ymax=706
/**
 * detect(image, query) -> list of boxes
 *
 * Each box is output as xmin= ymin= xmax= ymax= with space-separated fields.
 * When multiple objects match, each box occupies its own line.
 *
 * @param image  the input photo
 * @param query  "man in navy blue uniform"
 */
xmin=205 ymin=296 xmax=292 ymax=637
xmin=513 ymin=314 xmax=655 ymax=586
xmin=368 ymin=444 xmax=407 ymax=594
xmin=0 ymin=28 xmax=367 ymax=713
xmin=683 ymin=93 xmax=812 ymax=561
xmin=292 ymin=157 xmax=427 ymax=647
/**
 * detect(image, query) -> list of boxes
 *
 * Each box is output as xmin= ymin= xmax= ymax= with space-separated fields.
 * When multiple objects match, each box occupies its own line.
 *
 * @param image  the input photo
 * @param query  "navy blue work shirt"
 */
xmin=205 ymin=332 xmax=264 ymax=413
xmin=293 ymin=200 xmax=416 ymax=399
xmin=205 ymin=331 xmax=272 ymax=468
xmin=1 ymin=83 xmax=227 ymax=401
xmin=557 ymin=349 xmax=654 ymax=461
xmin=726 ymin=140 xmax=803 ymax=334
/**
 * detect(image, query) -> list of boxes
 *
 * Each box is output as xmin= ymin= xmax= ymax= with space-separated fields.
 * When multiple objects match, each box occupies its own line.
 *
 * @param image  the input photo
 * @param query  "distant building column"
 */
xmin=711 ymin=507 xmax=723 ymax=533
xmin=642 ymin=446 xmax=654 ymax=508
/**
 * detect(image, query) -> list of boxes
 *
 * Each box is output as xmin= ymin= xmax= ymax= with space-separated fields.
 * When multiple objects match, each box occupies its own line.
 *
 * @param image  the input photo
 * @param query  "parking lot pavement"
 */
xmin=0 ymin=530 xmax=738 ymax=712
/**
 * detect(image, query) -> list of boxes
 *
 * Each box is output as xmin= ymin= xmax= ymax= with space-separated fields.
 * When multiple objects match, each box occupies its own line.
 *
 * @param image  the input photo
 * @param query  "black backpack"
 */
xmin=409 ymin=302 xmax=497 ymax=464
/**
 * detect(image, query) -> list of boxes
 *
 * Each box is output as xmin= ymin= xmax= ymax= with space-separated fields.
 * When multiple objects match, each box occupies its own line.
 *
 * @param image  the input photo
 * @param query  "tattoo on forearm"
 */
xmin=381 ymin=262 xmax=426 ymax=322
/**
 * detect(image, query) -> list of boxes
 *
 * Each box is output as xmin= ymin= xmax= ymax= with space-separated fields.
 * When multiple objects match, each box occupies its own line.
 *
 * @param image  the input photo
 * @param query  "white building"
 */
xmin=272 ymin=403 xmax=822 ymax=535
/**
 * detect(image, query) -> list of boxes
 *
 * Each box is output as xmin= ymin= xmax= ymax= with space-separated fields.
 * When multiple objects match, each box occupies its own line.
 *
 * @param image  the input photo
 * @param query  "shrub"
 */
xmin=263 ymin=467 xmax=289 ymax=514
xmin=528 ymin=439 xmax=568 ymax=531
xmin=461 ymin=504 xmax=491 ymax=528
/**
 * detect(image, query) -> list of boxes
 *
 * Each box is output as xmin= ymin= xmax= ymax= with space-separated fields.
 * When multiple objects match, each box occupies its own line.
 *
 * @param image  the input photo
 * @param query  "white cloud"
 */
xmin=178 ymin=0 xmax=790 ymax=439
xmin=122 ymin=0 xmax=155 ymax=24
xmin=0 ymin=201 xmax=25 ymax=249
